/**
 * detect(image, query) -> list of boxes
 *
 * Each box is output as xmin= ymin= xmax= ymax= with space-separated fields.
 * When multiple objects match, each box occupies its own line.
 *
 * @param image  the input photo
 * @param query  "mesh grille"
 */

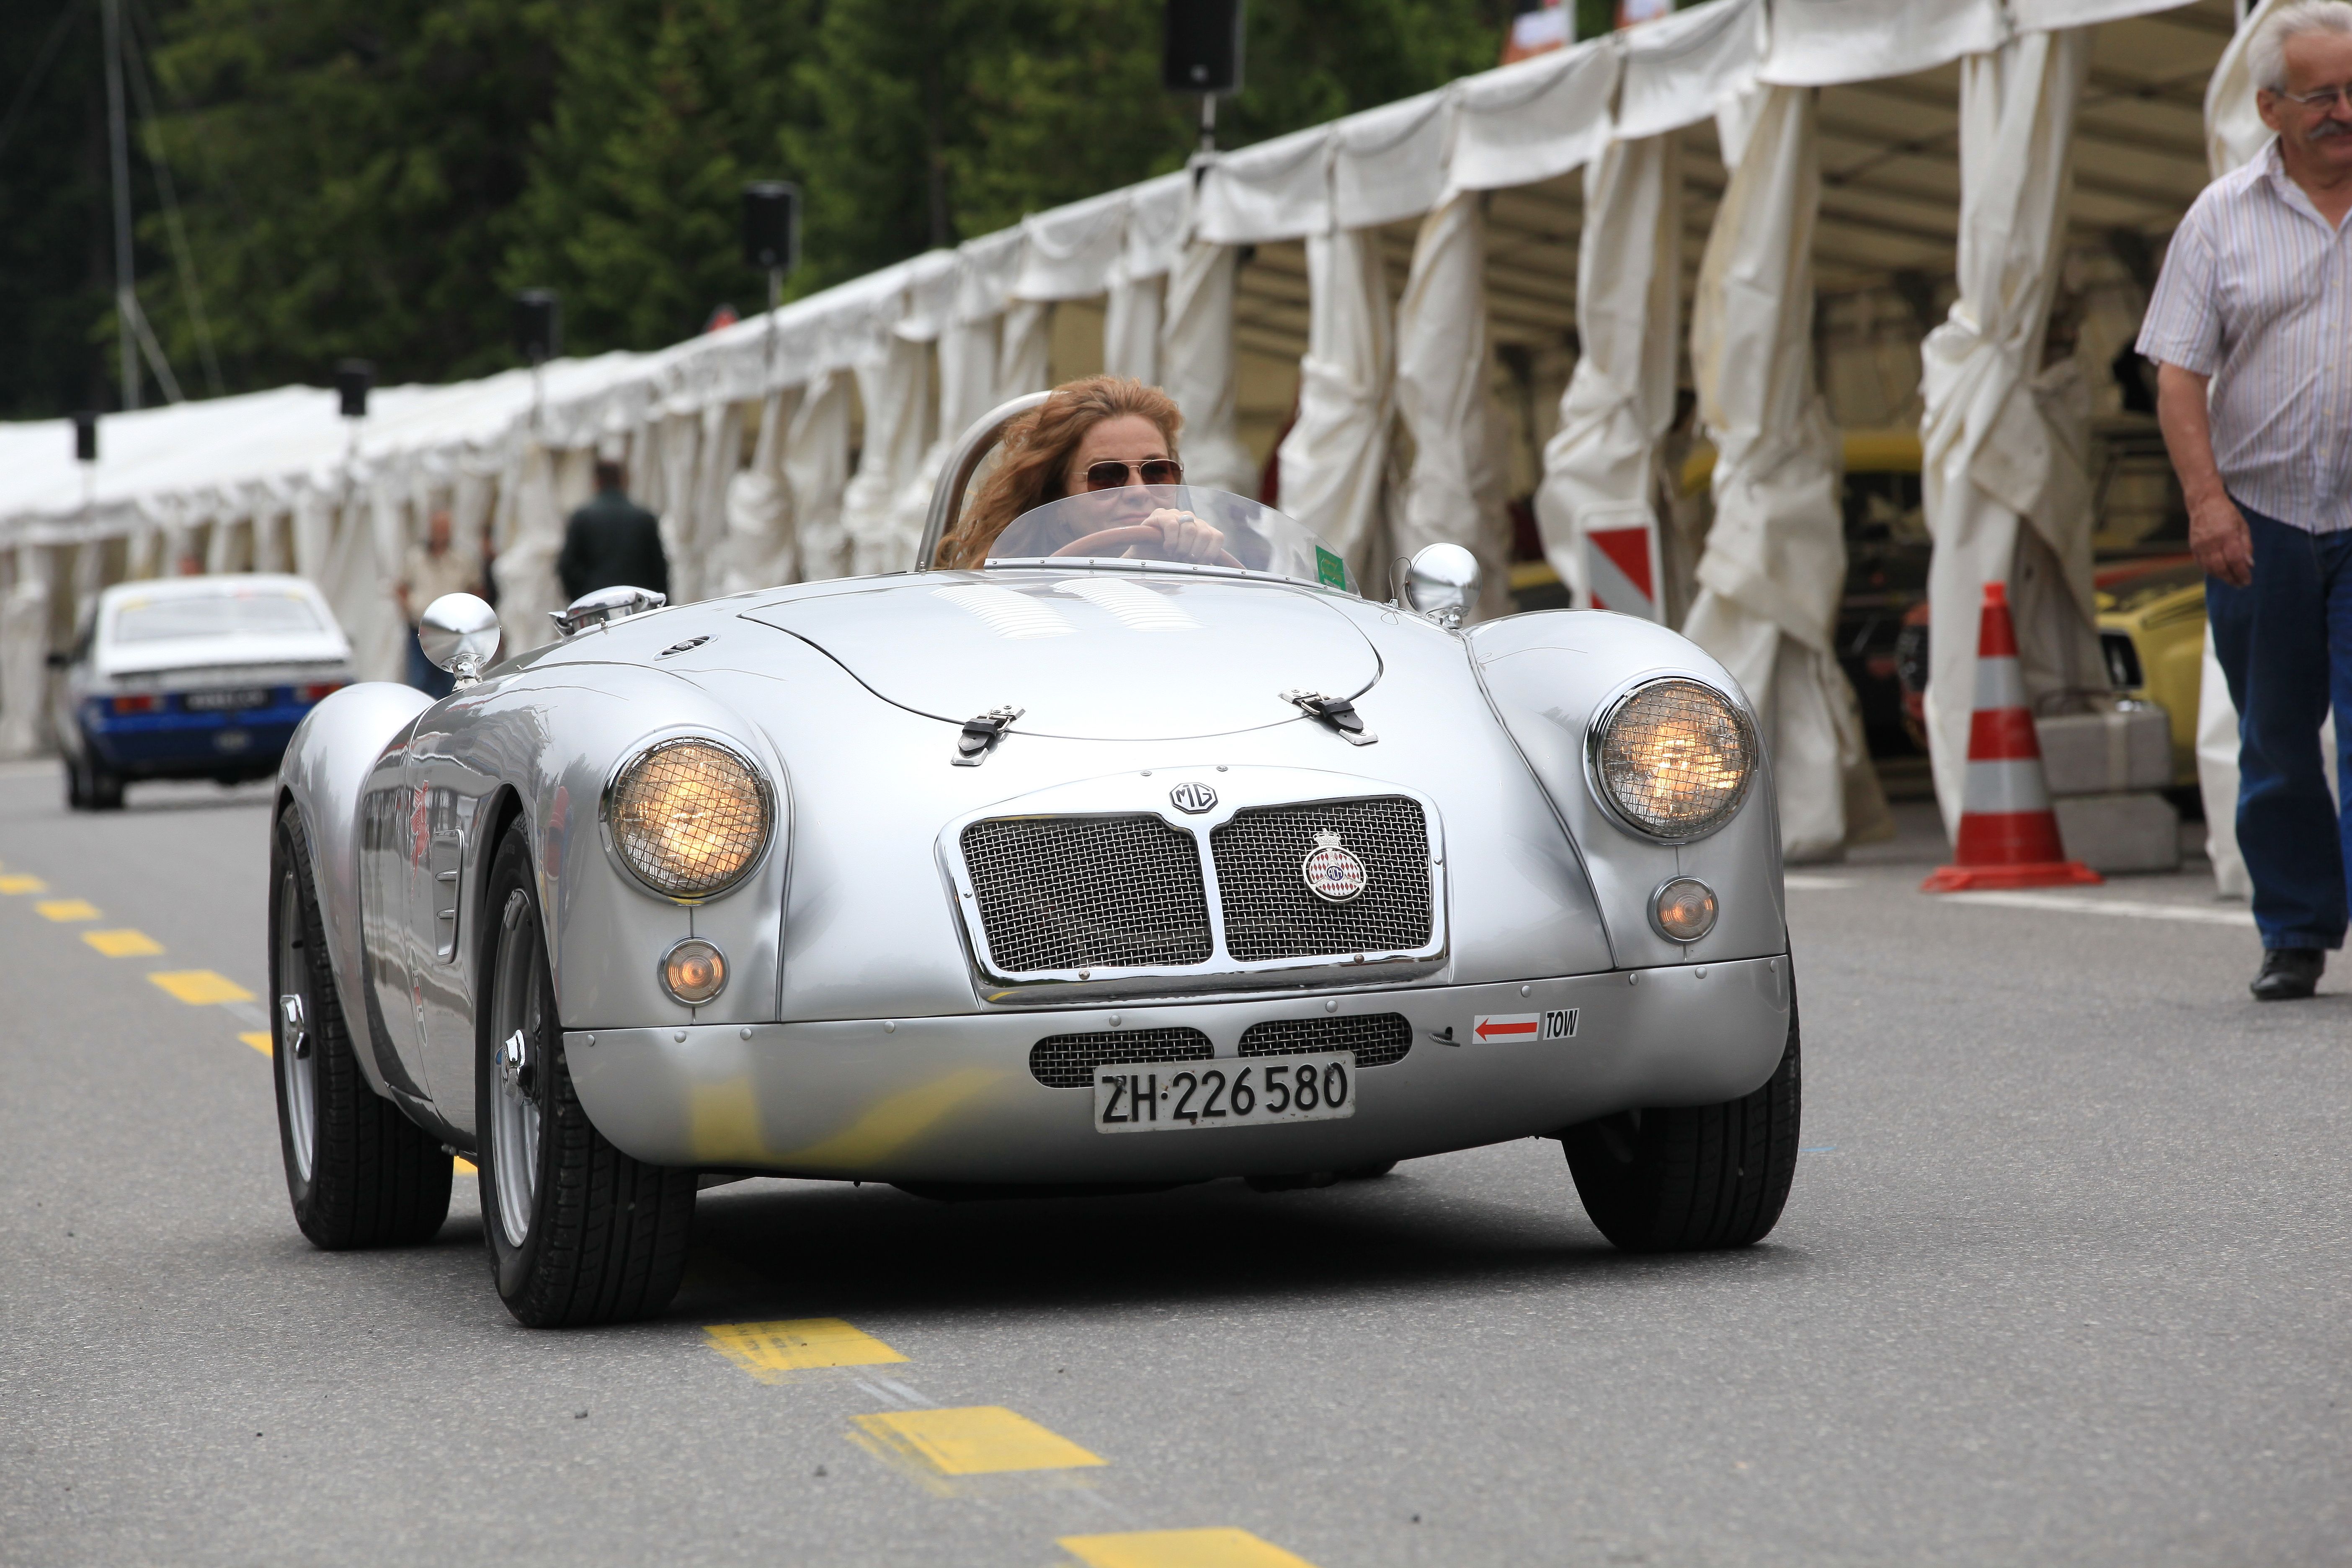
xmin=1596 ymin=679 xmax=1754 ymax=839
xmin=609 ymin=740 xmax=769 ymax=897
xmin=963 ymin=815 xmax=1213 ymax=974
xmin=1239 ymin=1013 xmax=1413 ymax=1069
xmin=1029 ymin=1027 xmax=1212 ymax=1088
xmin=1210 ymin=798 xmax=1432 ymax=962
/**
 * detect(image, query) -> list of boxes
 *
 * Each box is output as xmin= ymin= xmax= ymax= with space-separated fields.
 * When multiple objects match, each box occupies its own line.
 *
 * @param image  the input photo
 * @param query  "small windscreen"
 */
xmin=111 ymin=589 xmax=325 ymax=643
xmin=984 ymin=486 xmax=1357 ymax=595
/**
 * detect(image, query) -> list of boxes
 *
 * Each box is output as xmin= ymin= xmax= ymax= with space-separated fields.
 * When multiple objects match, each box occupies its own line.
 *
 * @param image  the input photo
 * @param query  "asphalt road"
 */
xmin=2 ymin=759 xmax=2346 ymax=1568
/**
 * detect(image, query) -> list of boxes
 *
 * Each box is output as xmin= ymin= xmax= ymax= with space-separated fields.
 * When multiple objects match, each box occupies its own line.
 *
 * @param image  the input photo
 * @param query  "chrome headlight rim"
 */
xmin=600 ymin=733 xmax=776 ymax=904
xmin=1582 ymin=674 xmax=1759 ymax=846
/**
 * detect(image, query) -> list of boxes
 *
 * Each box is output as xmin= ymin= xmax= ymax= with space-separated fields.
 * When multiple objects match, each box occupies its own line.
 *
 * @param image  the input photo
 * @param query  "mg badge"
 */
xmin=1168 ymin=781 xmax=1218 ymax=814
xmin=1302 ymin=829 xmax=1368 ymax=903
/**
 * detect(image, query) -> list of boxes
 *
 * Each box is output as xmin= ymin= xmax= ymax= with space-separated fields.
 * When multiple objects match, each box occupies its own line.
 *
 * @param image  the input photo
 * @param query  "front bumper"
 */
xmin=564 ymin=957 xmax=1792 ymax=1184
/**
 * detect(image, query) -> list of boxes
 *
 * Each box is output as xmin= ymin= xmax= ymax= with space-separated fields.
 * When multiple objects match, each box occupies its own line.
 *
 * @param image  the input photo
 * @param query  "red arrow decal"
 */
xmin=1473 ymin=1015 xmax=1540 ymax=1041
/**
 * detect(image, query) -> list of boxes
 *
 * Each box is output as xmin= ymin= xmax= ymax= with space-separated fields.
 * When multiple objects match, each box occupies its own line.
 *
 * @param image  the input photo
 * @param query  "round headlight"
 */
xmin=607 ymin=738 xmax=771 ymax=899
xmin=1591 ymin=678 xmax=1756 ymax=842
xmin=1651 ymin=877 xmax=1719 ymax=943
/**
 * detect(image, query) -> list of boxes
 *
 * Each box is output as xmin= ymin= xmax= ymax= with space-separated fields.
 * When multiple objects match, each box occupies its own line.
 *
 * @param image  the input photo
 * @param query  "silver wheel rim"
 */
xmin=489 ymin=888 xmax=544 ymax=1250
xmin=276 ymin=868 xmax=318 ymax=1181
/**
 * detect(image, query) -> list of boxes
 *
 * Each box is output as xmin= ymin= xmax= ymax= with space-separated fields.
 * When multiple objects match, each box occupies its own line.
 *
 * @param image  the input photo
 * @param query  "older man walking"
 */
xmin=2141 ymin=0 xmax=2352 ymax=999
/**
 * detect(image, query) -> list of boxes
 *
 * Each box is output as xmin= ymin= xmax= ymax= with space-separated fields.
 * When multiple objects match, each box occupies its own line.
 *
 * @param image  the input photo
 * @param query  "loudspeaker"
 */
xmin=742 ymin=181 xmax=801 ymax=273
xmin=514 ymin=289 xmax=561 ymax=364
xmin=335 ymin=359 xmax=374 ymax=420
xmin=72 ymin=411 xmax=98 ymax=464
xmin=1163 ymin=0 xmax=1243 ymax=94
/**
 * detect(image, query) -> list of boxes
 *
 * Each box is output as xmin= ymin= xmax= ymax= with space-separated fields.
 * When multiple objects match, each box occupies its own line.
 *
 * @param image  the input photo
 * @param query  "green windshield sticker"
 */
xmin=1315 ymin=546 xmax=1347 ymax=590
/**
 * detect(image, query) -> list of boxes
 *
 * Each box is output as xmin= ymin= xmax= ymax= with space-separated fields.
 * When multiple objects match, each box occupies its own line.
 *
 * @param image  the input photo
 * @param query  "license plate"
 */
xmin=185 ymin=688 xmax=271 ymax=712
xmin=1093 ymin=1051 xmax=1356 ymax=1134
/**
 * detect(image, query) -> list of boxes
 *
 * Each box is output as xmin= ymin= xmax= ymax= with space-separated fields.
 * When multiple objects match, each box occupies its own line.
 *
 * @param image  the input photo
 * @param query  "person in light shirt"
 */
xmin=2140 ymin=0 xmax=2352 ymax=1000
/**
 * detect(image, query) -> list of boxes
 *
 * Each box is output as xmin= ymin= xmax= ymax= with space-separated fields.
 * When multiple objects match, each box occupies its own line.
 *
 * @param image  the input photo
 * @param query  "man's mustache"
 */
xmin=2311 ymin=117 xmax=2350 ymax=139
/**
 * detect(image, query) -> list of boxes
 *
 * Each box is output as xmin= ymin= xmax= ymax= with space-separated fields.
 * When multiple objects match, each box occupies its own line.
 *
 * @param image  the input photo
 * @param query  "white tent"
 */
xmin=0 ymin=0 xmax=2246 ymax=863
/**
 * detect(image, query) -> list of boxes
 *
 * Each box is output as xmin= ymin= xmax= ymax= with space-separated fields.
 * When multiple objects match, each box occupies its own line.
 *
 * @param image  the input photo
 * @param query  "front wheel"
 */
xmin=475 ymin=824 xmax=695 ymax=1327
xmin=1561 ymin=975 xmax=1800 ymax=1252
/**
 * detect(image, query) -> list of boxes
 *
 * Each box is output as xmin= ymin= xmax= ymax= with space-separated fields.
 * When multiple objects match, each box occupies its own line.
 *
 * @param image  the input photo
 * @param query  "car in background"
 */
xmin=52 ymin=573 xmax=354 ymax=810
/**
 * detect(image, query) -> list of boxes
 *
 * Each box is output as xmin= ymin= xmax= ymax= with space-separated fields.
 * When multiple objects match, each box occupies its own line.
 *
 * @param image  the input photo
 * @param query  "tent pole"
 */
xmin=101 ymin=0 xmax=138 ymax=412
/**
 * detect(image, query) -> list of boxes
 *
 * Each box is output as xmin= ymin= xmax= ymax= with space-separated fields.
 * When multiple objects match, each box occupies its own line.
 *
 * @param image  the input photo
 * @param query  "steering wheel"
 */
xmin=1048 ymin=525 xmax=1247 ymax=571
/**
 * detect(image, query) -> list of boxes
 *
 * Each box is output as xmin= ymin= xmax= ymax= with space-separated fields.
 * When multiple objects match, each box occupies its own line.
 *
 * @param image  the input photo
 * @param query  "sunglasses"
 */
xmin=1082 ymin=458 xmax=1185 ymax=490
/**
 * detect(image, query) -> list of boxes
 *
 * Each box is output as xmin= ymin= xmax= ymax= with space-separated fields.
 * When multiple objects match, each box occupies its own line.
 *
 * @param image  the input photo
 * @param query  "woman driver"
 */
xmin=937 ymin=375 xmax=1228 ymax=568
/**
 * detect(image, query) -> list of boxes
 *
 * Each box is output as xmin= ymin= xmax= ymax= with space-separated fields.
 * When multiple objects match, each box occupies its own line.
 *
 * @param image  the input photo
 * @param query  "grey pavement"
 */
xmin=1 ymin=761 xmax=2345 ymax=1567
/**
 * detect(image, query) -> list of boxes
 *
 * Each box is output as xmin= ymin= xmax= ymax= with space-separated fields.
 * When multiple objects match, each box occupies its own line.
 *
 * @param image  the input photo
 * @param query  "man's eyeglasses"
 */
xmin=2273 ymin=81 xmax=2352 ymax=110
xmin=1083 ymin=458 xmax=1185 ymax=490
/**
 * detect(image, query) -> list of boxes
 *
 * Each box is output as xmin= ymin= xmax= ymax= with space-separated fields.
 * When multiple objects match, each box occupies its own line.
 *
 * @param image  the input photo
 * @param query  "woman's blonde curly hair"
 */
xmin=937 ymin=375 xmax=1183 ymax=569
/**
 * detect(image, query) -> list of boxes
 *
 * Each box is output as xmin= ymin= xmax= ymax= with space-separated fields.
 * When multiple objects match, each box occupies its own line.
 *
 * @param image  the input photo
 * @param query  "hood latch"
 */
xmin=953 ymin=705 xmax=1024 ymax=766
xmin=1282 ymin=689 xmax=1377 ymax=746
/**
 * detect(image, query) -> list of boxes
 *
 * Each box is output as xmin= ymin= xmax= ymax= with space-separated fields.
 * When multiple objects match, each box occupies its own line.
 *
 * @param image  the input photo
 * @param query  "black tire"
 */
xmin=64 ymin=756 xmax=90 ymax=810
xmin=88 ymin=759 xmax=124 ymax=810
xmin=269 ymin=804 xmax=454 ymax=1248
xmin=475 ymin=825 xmax=695 ymax=1328
xmin=1562 ymin=977 xmax=1800 ymax=1252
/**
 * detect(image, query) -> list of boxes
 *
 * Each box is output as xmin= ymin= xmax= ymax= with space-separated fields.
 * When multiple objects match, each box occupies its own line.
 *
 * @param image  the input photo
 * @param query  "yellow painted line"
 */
xmin=702 ymin=1318 xmax=909 ymax=1382
xmin=1059 ymin=1529 xmax=1322 ymax=1568
xmin=454 ymin=1157 xmax=476 ymax=1174
xmin=240 ymin=1032 xmax=272 ymax=1055
xmin=85 ymin=928 xmax=164 ymax=957
xmin=0 ymin=874 xmax=48 ymax=894
xmin=36 ymin=899 xmax=101 ymax=922
xmin=849 ymin=1406 xmax=1104 ymax=1477
xmin=149 ymin=970 xmax=256 ymax=1005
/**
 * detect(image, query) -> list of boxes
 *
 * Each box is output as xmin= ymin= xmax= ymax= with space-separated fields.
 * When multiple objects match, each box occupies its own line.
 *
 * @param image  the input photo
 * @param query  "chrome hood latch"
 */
xmin=1282 ymin=689 xmax=1377 ymax=747
xmin=952 ymin=705 xmax=1024 ymax=767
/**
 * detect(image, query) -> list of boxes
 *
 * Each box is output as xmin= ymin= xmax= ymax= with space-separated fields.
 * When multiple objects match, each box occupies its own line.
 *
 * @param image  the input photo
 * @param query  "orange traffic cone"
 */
xmin=1922 ymin=582 xmax=2102 ymax=892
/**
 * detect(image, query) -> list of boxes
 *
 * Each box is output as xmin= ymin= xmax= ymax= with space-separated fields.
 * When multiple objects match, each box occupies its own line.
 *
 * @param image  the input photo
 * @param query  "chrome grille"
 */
xmin=1029 ymin=1027 xmax=1212 ymax=1089
xmin=1210 ymin=797 xmax=1433 ymax=962
xmin=1239 ymin=1013 xmax=1413 ymax=1069
xmin=962 ymin=815 xmax=1213 ymax=974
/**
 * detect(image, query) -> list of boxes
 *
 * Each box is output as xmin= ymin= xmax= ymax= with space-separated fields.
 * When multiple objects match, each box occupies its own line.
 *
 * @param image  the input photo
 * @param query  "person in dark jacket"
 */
xmin=557 ymin=460 xmax=669 ymax=602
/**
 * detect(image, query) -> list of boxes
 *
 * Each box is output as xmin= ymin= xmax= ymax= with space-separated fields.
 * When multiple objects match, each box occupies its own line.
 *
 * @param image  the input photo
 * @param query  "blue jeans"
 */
xmin=2205 ymin=502 xmax=2352 ymax=951
xmin=406 ymin=629 xmax=455 ymax=699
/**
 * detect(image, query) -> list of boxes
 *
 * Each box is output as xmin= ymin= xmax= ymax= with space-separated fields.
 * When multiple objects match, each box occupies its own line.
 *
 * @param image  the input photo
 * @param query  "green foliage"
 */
xmin=4 ymin=0 xmax=1514 ymax=415
xmin=0 ymin=0 xmax=114 ymax=419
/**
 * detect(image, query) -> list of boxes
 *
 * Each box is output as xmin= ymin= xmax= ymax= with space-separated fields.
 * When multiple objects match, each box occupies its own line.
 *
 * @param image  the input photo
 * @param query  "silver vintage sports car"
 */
xmin=271 ymin=398 xmax=1798 ymax=1327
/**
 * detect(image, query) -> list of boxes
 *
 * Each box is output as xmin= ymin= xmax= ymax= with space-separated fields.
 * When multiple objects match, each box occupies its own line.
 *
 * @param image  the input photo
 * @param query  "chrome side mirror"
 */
xmin=418 ymin=593 xmax=501 ymax=686
xmin=551 ymin=584 xmax=666 ymax=638
xmin=1403 ymin=543 xmax=1480 ymax=630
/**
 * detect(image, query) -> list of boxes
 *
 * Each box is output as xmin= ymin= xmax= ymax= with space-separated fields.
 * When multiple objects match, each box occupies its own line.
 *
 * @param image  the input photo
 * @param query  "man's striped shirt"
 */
xmin=2138 ymin=140 xmax=2352 ymax=533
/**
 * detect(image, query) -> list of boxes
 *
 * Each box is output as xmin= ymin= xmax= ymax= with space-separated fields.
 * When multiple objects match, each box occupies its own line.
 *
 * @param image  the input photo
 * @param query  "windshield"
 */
xmin=985 ymin=486 xmax=1357 ymax=594
xmin=110 ymin=588 xmax=325 ymax=644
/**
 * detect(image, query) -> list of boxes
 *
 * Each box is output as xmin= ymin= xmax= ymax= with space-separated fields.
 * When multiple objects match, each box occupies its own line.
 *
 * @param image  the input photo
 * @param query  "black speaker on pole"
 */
xmin=72 ymin=411 xmax=99 ymax=463
xmin=335 ymin=359 xmax=374 ymax=419
xmin=1163 ymin=0 xmax=1244 ymax=94
xmin=514 ymin=289 xmax=561 ymax=365
xmin=742 ymin=181 xmax=801 ymax=275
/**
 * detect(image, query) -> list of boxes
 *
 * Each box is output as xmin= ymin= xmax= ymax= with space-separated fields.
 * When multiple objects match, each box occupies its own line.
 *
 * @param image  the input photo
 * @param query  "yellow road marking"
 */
xmin=0 ymin=874 xmax=48 ymax=894
xmin=36 ymin=899 xmax=100 ymax=922
xmin=85 ymin=928 xmax=164 ymax=956
xmin=149 ymin=970 xmax=255 ymax=1005
xmin=240 ymin=1032 xmax=272 ymax=1055
xmin=703 ymin=1318 xmax=908 ymax=1381
xmin=849 ymin=1406 xmax=1104 ymax=1477
xmin=1059 ymin=1529 xmax=1322 ymax=1568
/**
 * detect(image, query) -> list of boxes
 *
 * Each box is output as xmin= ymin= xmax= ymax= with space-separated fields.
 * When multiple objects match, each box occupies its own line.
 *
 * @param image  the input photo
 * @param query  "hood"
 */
xmin=742 ymin=571 xmax=1381 ymax=741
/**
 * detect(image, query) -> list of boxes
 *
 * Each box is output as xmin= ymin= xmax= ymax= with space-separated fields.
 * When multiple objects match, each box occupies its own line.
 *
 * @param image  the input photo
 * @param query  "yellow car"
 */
xmin=2095 ymin=558 xmax=2204 ymax=786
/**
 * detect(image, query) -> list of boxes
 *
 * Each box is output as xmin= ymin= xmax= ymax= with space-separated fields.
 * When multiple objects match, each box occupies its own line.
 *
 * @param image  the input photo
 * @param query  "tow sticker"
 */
xmin=1471 ymin=1009 xmax=1578 ymax=1043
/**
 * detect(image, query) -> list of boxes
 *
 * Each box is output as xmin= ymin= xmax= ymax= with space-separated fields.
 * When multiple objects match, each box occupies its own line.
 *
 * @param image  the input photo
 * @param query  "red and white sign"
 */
xmin=1471 ymin=1009 xmax=1579 ymax=1043
xmin=1583 ymin=523 xmax=1661 ymax=623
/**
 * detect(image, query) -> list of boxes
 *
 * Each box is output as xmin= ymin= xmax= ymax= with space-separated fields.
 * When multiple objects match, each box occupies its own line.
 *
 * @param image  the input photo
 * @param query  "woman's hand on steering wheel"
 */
xmin=1048 ymin=508 xmax=1243 ymax=569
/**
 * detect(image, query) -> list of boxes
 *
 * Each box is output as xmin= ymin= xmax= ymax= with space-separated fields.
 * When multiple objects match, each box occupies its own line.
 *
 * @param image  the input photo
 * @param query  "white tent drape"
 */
xmin=1393 ymin=193 xmax=1511 ymax=621
xmin=1273 ymin=225 xmax=1395 ymax=580
xmin=1160 ymin=241 xmax=1258 ymax=497
xmin=1536 ymin=131 xmax=1683 ymax=621
xmin=785 ymin=370 xmax=854 ymax=583
xmin=997 ymin=301 xmax=1053 ymax=402
xmin=1683 ymin=85 xmax=1888 ymax=861
xmin=723 ymin=389 xmax=794 ymax=595
xmin=1919 ymin=27 xmax=2102 ymax=840
xmin=651 ymin=413 xmax=704 ymax=603
xmin=0 ymin=546 xmax=54 ymax=758
xmin=1103 ymin=268 xmax=1164 ymax=384
xmin=842 ymin=333 xmax=931 ymax=576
